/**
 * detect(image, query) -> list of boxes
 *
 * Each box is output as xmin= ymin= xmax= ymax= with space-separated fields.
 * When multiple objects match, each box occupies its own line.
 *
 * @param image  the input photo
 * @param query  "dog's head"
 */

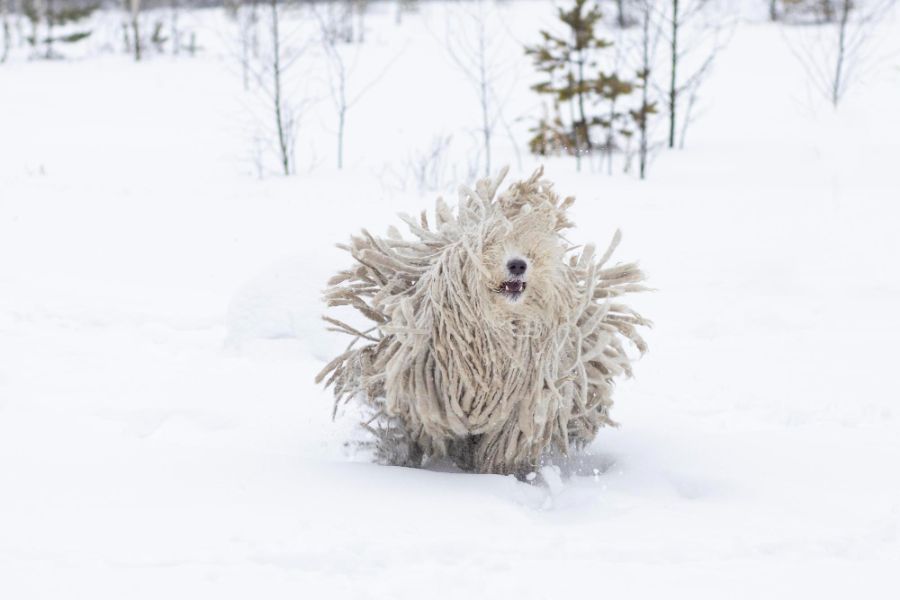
xmin=481 ymin=201 xmax=571 ymax=320
xmin=425 ymin=173 xmax=577 ymax=330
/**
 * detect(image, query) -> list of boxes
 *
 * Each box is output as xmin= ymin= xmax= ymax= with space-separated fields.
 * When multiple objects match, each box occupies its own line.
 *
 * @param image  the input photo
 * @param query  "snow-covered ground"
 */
xmin=2 ymin=2 xmax=899 ymax=598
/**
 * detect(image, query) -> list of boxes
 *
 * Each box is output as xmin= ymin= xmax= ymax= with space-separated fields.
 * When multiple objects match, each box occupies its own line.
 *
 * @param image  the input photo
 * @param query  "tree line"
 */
xmin=2 ymin=0 xmax=896 ymax=179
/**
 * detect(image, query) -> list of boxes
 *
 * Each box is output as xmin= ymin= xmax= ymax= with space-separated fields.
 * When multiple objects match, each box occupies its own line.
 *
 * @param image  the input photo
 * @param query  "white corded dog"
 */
xmin=317 ymin=167 xmax=649 ymax=475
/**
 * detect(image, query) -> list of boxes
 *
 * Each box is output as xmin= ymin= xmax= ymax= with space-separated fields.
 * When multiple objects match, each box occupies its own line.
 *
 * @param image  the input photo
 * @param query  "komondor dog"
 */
xmin=316 ymin=167 xmax=649 ymax=476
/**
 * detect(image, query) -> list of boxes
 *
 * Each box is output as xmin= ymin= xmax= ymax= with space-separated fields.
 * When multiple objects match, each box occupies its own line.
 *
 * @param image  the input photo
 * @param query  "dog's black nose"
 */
xmin=507 ymin=259 xmax=527 ymax=276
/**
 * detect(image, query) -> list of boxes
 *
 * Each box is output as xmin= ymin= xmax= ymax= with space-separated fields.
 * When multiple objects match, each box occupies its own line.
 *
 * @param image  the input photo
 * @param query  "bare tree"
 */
xmin=316 ymin=6 xmax=399 ymax=170
xmin=352 ymin=0 xmax=367 ymax=43
xmin=1 ymin=0 xmax=11 ymax=63
xmin=613 ymin=0 xmax=633 ymax=27
xmin=238 ymin=0 xmax=313 ymax=175
xmin=666 ymin=0 xmax=678 ymax=147
xmin=407 ymin=134 xmax=454 ymax=193
xmin=169 ymin=0 xmax=182 ymax=55
xmin=317 ymin=0 xmax=367 ymax=44
xmin=774 ymin=0 xmax=868 ymax=23
xmin=383 ymin=133 xmax=481 ymax=194
xmin=318 ymin=0 xmax=352 ymax=44
xmin=832 ymin=0 xmax=851 ymax=104
xmin=268 ymin=0 xmax=290 ymax=174
xmin=632 ymin=0 xmax=663 ymax=178
xmin=229 ymin=0 xmax=261 ymax=90
xmin=786 ymin=0 xmax=897 ymax=106
xmin=320 ymin=25 xmax=349 ymax=170
xmin=128 ymin=0 xmax=142 ymax=61
xmin=663 ymin=0 xmax=729 ymax=148
xmin=394 ymin=0 xmax=418 ymax=25
xmin=443 ymin=0 xmax=517 ymax=177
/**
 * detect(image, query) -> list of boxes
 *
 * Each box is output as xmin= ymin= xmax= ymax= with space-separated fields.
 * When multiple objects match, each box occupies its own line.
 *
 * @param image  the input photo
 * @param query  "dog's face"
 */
xmin=436 ymin=200 xmax=573 ymax=328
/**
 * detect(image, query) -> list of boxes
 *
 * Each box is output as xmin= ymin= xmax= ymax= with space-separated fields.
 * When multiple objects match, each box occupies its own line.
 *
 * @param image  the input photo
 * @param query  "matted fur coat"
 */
xmin=316 ymin=167 xmax=649 ymax=475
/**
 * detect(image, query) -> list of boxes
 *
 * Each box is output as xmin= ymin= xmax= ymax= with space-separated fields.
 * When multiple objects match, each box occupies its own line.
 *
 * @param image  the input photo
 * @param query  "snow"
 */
xmin=1 ymin=2 xmax=899 ymax=598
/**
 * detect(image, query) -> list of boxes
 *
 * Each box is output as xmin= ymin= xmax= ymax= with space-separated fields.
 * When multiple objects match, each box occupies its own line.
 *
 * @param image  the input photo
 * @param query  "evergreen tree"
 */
xmin=151 ymin=19 xmax=167 ymax=53
xmin=595 ymin=72 xmax=634 ymax=173
xmin=24 ymin=0 xmax=97 ymax=59
xmin=525 ymin=0 xmax=620 ymax=170
xmin=528 ymin=102 xmax=573 ymax=157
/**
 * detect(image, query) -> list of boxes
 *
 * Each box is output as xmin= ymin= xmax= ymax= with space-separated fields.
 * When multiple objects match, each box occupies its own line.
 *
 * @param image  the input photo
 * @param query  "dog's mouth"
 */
xmin=497 ymin=280 xmax=527 ymax=300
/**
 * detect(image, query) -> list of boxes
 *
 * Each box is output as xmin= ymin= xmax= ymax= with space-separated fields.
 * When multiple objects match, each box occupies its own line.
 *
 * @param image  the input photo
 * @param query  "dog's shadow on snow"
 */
xmin=343 ymin=437 xmax=626 ymax=500
xmin=418 ymin=451 xmax=619 ymax=486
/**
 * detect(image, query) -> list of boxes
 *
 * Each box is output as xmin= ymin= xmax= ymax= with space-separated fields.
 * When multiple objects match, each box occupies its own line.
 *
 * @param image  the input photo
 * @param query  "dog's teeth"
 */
xmin=498 ymin=281 xmax=526 ymax=295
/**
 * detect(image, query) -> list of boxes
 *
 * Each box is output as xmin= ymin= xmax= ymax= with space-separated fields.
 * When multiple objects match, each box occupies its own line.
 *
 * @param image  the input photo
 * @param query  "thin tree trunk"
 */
xmin=337 ymin=107 xmax=345 ymax=169
xmin=478 ymin=25 xmax=490 ymax=177
xmin=1 ymin=0 xmax=10 ymax=63
xmin=12 ymin=0 xmax=22 ymax=49
xmin=130 ymin=0 xmax=142 ymax=61
xmin=250 ymin=0 xmax=259 ymax=57
xmin=15 ymin=0 xmax=23 ymax=45
xmin=271 ymin=0 xmax=290 ymax=175
xmin=769 ymin=0 xmax=778 ymax=21
xmin=574 ymin=6 xmax=590 ymax=167
xmin=679 ymin=89 xmax=697 ymax=149
xmin=28 ymin=0 xmax=41 ymax=51
xmin=355 ymin=0 xmax=365 ymax=43
xmin=241 ymin=7 xmax=250 ymax=90
xmin=668 ymin=0 xmax=678 ymax=149
xmin=577 ymin=55 xmax=591 ymax=155
xmin=832 ymin=0 xmax=850 ymax=106
xmin=568 ymin=94 xmax=580 ymax=172
xmin=45 ymin=0 xmax=53 ymax=58
xmin=170 ymin=0 xmax=179 ymax=55
xmin=335 ymin=47 xmax=346 ymax=169
xmin=639 ymin=4 xmax=651 ymax=179
xmin=336 ymin=58 xmax=346 ymax=169
xmin=616 ymin=0 xmax=626 ymax=27
xmin=606 ymin=98 xmax=615 ymax=175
